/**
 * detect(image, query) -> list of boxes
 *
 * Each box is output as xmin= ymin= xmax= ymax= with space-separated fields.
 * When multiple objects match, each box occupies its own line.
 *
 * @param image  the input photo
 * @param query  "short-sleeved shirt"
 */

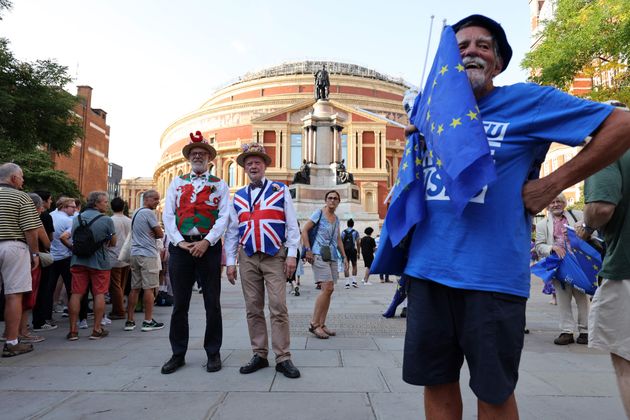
xmin=70 ymin=209 xmax=115 ymax=270
xmin=130 ymin=208 xmax=160 ymax=257
xmin=41 ymin=212 xmax=54 ymax=237
xmin=404 ymin=83 xmax=614 ymax=298
xmin=0 ymin=185 xmax=42 ymax=240
xmin=51 ymin=210 xmax=73 ymax=260
xmin=108 ymin=213 xmax=132 ymax=267
xmin=309 ymin=209 xmax=340 ymax=259
xmin=584 ymin=149 xmax=630 ymax=280
xmin=361 ymin=236 xmax=376 ymax=258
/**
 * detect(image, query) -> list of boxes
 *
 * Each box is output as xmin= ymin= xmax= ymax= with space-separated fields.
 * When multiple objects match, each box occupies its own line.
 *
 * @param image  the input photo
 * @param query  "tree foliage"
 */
xmin=0 ymin=33 xmax=83 ymax=197
xmin=0 ymin=1 xmax=11 ymax=20
xmin=522 ymin=0 xmax=630 ymax=103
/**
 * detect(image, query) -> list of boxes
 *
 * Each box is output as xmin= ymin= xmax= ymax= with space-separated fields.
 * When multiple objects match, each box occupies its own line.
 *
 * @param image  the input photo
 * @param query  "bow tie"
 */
xmin=249 ymin=181 xmax=263 ymax=189
xmin=191 ymin=173 xmax=207 ymax=180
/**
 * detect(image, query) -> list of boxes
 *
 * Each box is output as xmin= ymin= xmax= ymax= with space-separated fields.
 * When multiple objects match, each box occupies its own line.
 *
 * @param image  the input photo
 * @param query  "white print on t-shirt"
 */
xmin=423 ymin=120 xmax=510 ymax=204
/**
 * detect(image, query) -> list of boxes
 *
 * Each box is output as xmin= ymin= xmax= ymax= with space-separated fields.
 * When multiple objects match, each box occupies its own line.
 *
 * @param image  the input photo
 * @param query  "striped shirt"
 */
xmin=0 ymin=185 xmax=43 ymax=240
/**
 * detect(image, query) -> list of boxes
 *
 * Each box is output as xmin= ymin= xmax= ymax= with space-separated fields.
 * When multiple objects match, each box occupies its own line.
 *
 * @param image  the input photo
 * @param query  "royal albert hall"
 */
xmin=154 ymin=61 xmax=412 ymax=220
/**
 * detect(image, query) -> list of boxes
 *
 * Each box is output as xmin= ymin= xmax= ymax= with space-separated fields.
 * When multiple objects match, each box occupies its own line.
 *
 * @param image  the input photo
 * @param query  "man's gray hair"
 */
xmin=28 ymin=192 xmax=43 ymax=210
xmin=0 ymin=162 xmax=21 ymax=183
xmin=143 ymin=189 xmax=159 ymax=199
xmin=85 ymin=191 xmax=108 ymax=209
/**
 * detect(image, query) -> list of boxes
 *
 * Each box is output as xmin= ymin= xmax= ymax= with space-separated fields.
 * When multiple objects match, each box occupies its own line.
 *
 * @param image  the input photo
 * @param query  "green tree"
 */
xmin=522 ymin=0 xmax=630 ymax=104
xmin=0 ymin=1 xmax=11 ymax=20
xmin=0 ymin=35 xmax=83 ymax=197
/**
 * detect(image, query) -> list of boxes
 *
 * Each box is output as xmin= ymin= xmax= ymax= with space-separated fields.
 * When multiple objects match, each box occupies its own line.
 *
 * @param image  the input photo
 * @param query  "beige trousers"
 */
xmin=238 ymin=248 xmax=291 ymax=363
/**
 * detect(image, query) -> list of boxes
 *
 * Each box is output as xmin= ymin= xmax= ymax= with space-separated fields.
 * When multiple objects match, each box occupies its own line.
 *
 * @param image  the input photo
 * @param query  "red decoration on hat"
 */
xmin=190 ymin=131 xmax=203 ymax=143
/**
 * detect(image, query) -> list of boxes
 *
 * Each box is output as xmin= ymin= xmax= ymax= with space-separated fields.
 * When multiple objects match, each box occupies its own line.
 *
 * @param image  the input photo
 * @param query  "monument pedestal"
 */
xmin=289 ymin=100 xmax=380 ymax=232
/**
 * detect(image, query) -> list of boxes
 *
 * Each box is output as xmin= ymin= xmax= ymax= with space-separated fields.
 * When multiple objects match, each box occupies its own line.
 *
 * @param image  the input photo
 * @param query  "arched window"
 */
xmin=228 ymin=162 xmax=236 ymax=187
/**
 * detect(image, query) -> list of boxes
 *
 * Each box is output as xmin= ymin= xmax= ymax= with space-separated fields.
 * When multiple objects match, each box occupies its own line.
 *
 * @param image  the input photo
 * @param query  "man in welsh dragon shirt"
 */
xmin=161 ymin=131 xmax=231 ymax=375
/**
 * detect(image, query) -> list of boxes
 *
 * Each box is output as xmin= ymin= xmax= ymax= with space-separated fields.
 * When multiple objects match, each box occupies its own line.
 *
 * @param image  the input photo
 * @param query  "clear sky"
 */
xmin=1 ymin=0 xmax=532 ymax=178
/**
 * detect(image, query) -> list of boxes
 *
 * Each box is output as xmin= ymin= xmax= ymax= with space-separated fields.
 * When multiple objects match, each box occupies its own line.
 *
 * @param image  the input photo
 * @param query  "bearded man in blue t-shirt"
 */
xmin=402 ymin=14 xmax=630 ymax=419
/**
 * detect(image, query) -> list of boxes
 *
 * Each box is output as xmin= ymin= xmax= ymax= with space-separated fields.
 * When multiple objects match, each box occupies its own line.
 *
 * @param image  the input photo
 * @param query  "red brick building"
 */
xmin=51 ymin=85 xmax=110 ymax=197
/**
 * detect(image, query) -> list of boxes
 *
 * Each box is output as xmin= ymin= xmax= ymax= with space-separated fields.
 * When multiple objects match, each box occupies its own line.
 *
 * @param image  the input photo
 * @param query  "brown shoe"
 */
xmin=2 ymin=342 xmax=34 ymax=357
xmin=66 ymin=331 xmax=79 ymax=341
xmin=576 ymin=333 xmax=588 ymax=344
xmin=89 ymin=328 xmax=109 ymax=340
xmin=554 ymin=333 xmax=575 ymax=345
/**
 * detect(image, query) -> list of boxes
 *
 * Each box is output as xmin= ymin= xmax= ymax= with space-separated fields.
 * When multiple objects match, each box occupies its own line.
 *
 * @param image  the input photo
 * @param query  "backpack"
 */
xmin=342 ymin=228 xmax=356 ymax=251
xmin=72 ymin=213 xmax=105 ymax=258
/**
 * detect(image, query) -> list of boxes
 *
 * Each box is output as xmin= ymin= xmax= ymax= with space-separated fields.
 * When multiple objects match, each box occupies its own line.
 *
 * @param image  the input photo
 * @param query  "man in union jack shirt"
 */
xmin=225 ymin=142 xmax=301 ymax=379
xmin=160 ymin=132 xmax=231 ymax=375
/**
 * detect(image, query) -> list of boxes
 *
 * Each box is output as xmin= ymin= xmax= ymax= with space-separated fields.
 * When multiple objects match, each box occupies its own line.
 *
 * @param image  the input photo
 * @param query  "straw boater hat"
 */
xmin=182 ymin=131 xmax=217 ymax=160
xmin=236 ymin=142 xmax=272 ymax=167
xmin=452 ymin=14 xmax=513 ymax=73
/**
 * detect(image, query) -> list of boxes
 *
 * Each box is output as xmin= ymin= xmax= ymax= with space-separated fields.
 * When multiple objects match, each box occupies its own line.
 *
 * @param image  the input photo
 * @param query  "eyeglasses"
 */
xmin=326 ymin=196 xmax=340 ymax=201
xmin=190 ymin=152 xmax=209 ymax=158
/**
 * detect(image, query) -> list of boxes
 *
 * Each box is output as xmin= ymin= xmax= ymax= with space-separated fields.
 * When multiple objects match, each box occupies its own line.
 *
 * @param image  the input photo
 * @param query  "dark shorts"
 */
xmin=402 ymin=276 xmax=526 ymax=405
xmin=345 ymin=248 xmax=357 ymax=266
xmin=363 ymin=254 xmax=374 ymax=268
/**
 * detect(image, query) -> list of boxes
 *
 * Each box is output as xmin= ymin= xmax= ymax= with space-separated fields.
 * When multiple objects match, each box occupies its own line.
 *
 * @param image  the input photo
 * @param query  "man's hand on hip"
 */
xmin=284 ymin=256 xmax=297 ymax=278
xmin=226 ymin=265 xmax=237 ymax=285
xmin=190 ymin=239 xmax=210 ymax=258
xmin=522 ymin=178 xmax=560 ymax=215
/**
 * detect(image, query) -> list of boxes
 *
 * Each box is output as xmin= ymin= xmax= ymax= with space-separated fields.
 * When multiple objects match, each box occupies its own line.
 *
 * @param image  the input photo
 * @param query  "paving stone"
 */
xmin=0 ymin=391 xmax=75 ymax=419
xmin=213 ymin=392 xmax=374 ymax=420
xmin=306 ymin=336 xmax=378 ymax=350
xmin=341 ymin=350 xmax=400 ymax=368
xmin=38 ymin=391 xmax=224 ymax=420
xmin=271 ymin=367 xmax=387 ymax=392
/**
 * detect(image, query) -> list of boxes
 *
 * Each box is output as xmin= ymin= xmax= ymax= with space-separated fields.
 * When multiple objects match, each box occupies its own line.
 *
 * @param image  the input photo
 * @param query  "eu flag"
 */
xmin=530 ymin=228 xmax=601 ymax=295
xmin=371 ymin=25 xmax=496 ymax=274
xmin=413 ymin=25 xmax=496 ymax=215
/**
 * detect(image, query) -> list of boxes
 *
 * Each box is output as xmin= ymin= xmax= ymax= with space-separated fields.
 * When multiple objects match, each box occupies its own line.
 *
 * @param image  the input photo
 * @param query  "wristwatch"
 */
xmin=581 ymin=223 xmax=595 ymax=234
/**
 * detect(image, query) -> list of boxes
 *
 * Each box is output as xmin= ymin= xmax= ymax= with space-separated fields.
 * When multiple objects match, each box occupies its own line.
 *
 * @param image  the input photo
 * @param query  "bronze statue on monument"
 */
xmin=336 ymin=159 xmax=354 ymax=184
xmin=292 ymin=159 xmax=311 ymax=184
xmin=314 ymin=64 xmax=330 ymax=100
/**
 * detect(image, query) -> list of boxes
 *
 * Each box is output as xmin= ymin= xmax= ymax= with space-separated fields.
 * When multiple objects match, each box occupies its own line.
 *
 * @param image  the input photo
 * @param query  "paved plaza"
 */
xmin=0 ymin=270 xmax=626 ymax=419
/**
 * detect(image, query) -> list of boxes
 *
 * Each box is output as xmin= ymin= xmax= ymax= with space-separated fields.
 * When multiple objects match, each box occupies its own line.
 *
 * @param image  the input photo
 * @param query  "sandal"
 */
xmin=321 ymin=325 xmax=336 ymax=336
xmin=309 ymin=323 xmax=329 ymax=339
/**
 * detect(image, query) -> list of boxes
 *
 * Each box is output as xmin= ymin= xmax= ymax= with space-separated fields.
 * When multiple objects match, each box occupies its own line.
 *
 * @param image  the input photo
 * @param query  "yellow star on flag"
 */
xmin=416 ymin=172 xmax=420 ymax=179
xmin=415 ymin=156 xmax=422 ymax=166
xmin=395 ymin=178 xmax=400 ymax=186
xmin=436 ymin=158 xmax=443 ymax=167
xmin=406 ymin=148 xmax=411 ymax=156
xmin=450 ymin=118 xmax=462 ymax=128
xmin=439 ymin=65 xmax=448 ymax=76
xmin=414 ymin=144 xmax=419 ymax=152
xmin=427 ymin=96 xmax=432 ymax=105
xmin=456 ymin=63 xmax=465 ymax=72
xmin=429 ymin=150 xmax=433 ymax=158
xmin=402 ymin=162 xmax=408 ymax=170
xmin=431 ymin=122 xmax=436 ymax=132
xmin=426 ymin=110 xmax=431 ymax=121
xmin=432 ymin=78 xmax=438 ymax=88
xmin=437 ymin=124 xmax=444 ymax=135
xmin=466 ymin=110 xmax=478 ymax=120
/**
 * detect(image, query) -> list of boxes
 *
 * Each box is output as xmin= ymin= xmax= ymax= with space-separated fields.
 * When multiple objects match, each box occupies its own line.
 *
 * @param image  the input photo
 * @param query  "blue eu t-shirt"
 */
xmin=404 ymin=83 xmax=614 ymax=297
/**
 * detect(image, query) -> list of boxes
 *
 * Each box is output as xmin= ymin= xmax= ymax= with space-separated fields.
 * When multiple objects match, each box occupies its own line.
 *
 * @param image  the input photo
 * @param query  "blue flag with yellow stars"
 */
xmin=371 ymin=25 xmax=496 ymax=274
xmin=531 ymin=228 xmax=601 ymax=295
xmin=413 ymin=25 xmax=496 ymax=215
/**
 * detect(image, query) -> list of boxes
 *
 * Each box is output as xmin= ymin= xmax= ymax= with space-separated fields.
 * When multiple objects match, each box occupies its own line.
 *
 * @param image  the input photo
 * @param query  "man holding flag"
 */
xmin=373 ymin=14 xmax=630 ymax=419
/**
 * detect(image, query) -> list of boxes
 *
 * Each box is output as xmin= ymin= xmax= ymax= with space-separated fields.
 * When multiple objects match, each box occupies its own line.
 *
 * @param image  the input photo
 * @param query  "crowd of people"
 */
xmin=0 ymin=12 xmax=629 ymax=420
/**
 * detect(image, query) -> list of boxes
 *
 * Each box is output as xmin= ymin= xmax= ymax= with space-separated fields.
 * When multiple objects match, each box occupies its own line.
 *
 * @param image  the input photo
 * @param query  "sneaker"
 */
xmin=294 ymin=286 xmax=300 ymax=297
xmin=124 ymin=320 xmax=136 ymax=331
xmin=46 ymin=319 xmax=57 ymax=327
xmin=363 ymin=281 xmax=372 ymax=286
xmin=78 ymin=319 xmax=89 ymax=329
xmin=19 ymin=334 xmax=45 ymax=344
xmin=66 ymin=331 xmax=79 ymax=341
xmin=61 ymin=308 xmax=69 ymax=318
xmin=345 ymin=283 xmax=350 ymax=289
xmin=2 ymin=342 xmax=34 ymax=357
xmin=141 ymin=319 xmax=165 ymax=332
xmin=87 ymin=309 xmax=94 ymax=319
xmin=554 ymin=333 xmax=575 ymax=345
xmin=32 ymin=322 xmax=58 ymax=332
xmin=89 ymin=328 xmax=109 ymax=340
xmin=352 ymin=282 xmax=358 ymax=288
xmin=101 ymin=315 xmax=112 ymax=326
xmin=53 ymin=304 xmax=65 ymax=313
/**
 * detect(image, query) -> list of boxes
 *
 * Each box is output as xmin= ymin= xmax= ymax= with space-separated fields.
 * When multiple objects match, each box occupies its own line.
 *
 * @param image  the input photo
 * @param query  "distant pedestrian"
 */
xmin=125 ymin=190 xmax=165 ymax=332
xmin=341 ymin=219 xmax=360 ymax=289
xmin=360 ymin=227 xmax=376 ymax=285
xmin=0 ymin=163 xmax=42 ymax=357
xmin=302 ymin=190 xmax=348 ymax=340
xmin=107 ymin=197 xmax=131 ymax=320
xmin=67 ymin=191 xmax=116 ymax=341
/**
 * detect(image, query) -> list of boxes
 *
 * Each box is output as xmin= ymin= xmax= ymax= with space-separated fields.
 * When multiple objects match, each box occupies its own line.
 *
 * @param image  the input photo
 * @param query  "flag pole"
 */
xmin=420 ymin=15 xmax=435 ymax=89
